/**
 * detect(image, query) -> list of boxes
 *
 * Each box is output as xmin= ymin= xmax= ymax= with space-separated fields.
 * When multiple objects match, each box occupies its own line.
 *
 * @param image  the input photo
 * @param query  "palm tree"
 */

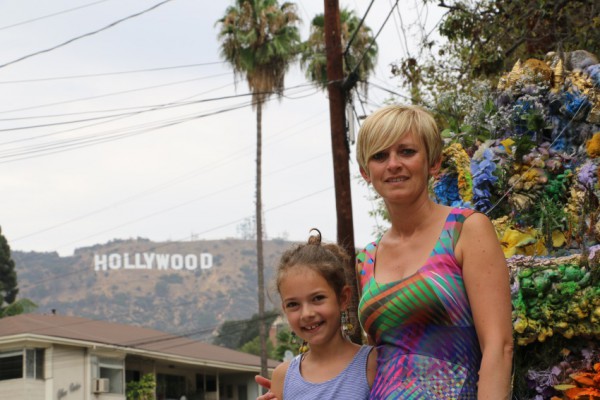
xmin=300 ymin=8 xmax=378 ymax=93
xmin=217 ymin=0 xmax=300 ymax=380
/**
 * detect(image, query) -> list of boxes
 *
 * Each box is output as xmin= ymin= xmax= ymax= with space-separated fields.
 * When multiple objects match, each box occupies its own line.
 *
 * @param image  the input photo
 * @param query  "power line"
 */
xmin=0 ymin=62 xmax=224 ymax=85
xmin=0 ymin=84 xmax=318 ymax=159
xmin=0 ymin=0 xmax=111 ymax=32
xmin=0 ymin=72 xmax=232 ymax=115
xmin=0 ymin=0 xmax=175 ymax=69
xmin=343 ymin=0 xmax=375 ymax=56
xmin=350 ymin=0 xmax=399 ymax=79
xmin=11 ymin=113 xmax=327 ymax=243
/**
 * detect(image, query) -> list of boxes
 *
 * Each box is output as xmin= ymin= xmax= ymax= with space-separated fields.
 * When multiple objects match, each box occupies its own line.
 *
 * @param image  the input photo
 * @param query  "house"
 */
xmin=0 ymin=313 xmax=279 ymax=400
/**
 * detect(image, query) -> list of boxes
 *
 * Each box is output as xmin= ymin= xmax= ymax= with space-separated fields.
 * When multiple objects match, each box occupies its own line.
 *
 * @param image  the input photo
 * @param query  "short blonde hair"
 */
xmin=356 ymin=104 xmax=442 ymax=174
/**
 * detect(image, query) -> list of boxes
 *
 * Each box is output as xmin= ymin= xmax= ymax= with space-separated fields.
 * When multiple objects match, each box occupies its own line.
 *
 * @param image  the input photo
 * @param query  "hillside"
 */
xmin=12 ymin=237 xmax=294 ymax=341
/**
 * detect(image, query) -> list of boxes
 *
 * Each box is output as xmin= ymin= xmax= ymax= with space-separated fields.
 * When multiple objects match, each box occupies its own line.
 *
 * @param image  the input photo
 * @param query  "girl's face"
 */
xmin=279 ymin=265 xmax=349 ymax=349
xmin=361 ymin=132 xmax=439 ymax=205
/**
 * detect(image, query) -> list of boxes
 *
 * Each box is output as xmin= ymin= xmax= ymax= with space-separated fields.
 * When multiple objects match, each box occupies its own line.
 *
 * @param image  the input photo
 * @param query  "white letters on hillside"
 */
xmin=94 ymin=252 xmax=213 ymax=272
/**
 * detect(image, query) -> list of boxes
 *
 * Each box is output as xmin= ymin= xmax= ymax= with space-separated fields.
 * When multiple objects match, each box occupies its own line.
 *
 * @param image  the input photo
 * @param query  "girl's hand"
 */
xmin=255 ymin=375 xmax=277 ymax=400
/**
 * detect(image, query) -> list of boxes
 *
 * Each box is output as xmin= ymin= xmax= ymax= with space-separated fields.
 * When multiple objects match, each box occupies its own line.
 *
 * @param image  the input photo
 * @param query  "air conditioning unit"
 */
xmin=93 ymin=378 xmax=110 ymax=393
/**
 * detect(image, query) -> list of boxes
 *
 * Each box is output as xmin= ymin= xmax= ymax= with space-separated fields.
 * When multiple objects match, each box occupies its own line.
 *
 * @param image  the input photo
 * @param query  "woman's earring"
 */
xmin=290 ymin=331 xmax=298 ymax=345
xmin=341 ymin=310 xmax=353 ymax=340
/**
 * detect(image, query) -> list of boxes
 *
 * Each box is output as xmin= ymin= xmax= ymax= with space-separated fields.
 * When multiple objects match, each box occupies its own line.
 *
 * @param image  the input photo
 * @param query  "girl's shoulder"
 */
xmin=270 ymin=360 xmax=292 ymax=399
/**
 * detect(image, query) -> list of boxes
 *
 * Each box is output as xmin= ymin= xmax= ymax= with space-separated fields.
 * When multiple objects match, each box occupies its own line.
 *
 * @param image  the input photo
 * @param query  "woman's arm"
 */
xmin=458 ymin=212 xmax=514 ymax=400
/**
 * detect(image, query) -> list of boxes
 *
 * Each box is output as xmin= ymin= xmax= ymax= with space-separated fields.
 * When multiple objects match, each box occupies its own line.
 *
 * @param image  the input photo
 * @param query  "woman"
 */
xmin=355 ymin=104 xmax=513 ymax=399
xmin=257 ymin=104 xmax=513 ymax=399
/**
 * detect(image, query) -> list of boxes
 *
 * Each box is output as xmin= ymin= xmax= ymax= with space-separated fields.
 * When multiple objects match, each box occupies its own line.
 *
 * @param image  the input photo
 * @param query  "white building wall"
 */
xmin=52 ymin=345 xmax=86 ymax=400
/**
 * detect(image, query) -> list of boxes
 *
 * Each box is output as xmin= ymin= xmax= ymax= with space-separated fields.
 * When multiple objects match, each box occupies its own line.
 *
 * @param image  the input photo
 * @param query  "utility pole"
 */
xmin=323 ymin=0 xmax=360 ymax=343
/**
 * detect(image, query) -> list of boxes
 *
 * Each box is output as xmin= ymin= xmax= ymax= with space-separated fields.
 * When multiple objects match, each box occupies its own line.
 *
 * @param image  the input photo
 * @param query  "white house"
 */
xmin=0 ymin=313 xmax=279 ymax=400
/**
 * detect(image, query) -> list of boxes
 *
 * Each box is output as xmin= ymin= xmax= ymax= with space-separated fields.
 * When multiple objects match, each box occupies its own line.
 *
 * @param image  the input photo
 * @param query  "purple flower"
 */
xmin=577 ymin=160 xmax=597 ymax=188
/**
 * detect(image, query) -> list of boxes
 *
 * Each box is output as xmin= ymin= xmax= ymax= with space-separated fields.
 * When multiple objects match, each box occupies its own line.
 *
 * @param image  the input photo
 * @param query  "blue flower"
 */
xmin=471 ymin=149 xmax=498 ymax=212
xmin=562 ymin=91 xmax=591 ymax=119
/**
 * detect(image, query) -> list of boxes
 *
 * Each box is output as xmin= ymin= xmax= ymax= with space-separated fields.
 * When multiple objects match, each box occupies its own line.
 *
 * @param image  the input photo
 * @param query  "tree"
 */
xmin=393 ymin=0 xmax=600 ymax=110
xmin=126 ymin=373 xmax=156 ymax=400
xmin=216 ymin=1 xmax=301 ymax=381
xmin=0 ymin=227 xmax=36 ymax=318
xmin=300 ymin=8 xmax=378 ymax=94
xmin=213 ymin=310 xmax=280 ymax=350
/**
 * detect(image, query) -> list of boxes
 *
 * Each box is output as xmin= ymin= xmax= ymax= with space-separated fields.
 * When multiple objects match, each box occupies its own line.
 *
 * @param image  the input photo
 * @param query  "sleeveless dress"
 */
xmin=357 ymin=208 xmax=481 ymax=400
xmin=283 ymin=345 xmax=372 ymax=399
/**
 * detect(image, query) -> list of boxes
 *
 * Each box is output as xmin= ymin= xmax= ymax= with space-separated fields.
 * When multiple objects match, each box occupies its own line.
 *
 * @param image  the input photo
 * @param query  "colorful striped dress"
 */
xmin=357 ymin=208 xmax=481 ymax=399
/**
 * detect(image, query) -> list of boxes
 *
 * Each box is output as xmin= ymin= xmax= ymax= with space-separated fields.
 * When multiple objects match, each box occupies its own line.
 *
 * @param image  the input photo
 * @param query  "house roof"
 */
xmin=0 ymin=313 xmax=279 ymax=372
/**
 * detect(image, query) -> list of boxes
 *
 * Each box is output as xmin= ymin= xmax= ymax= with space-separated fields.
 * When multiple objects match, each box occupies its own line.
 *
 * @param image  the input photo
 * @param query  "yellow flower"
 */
xmin=501 ymin=138 xmax=515 ymax=155
xmin=501 ymin=227 xmax=541 ymax=257
xmin=586 ymin=132 xmax=600 ymax=158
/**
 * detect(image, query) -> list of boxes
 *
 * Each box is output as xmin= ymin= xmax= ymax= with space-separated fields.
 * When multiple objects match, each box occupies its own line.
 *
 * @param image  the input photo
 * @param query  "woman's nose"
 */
xmin=386 ymin=152 xmax=402 ymax=169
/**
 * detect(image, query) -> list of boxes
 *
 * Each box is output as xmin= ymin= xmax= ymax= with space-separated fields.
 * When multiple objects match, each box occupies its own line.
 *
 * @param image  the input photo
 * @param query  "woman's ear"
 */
xmin=429 ymin=157 xmax=442 ymax=177
xmin=360 ymin=166 xmax=371 ymax=183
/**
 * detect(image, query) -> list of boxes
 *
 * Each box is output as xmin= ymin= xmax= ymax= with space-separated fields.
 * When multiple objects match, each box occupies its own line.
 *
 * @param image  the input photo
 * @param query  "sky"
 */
xmin=0 ymin=0 xmax=445 ymax=256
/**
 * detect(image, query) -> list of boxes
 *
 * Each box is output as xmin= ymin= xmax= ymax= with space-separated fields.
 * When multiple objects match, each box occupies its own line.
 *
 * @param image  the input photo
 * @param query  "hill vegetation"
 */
xmin=12 ymin=237 xmax=293 ymax=341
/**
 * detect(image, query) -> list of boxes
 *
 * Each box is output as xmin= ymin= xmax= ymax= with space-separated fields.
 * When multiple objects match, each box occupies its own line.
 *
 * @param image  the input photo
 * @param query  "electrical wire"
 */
xmin=0 ymin=62 xmax=224 ymax=85
xmin=343 ymin=0 xmax=375 ymax=56
xmin=0 ymin=0 xmax=111 ymax=32
xmin=349 ymin=0 xmax=399 ymax=78
xmin=0 ymin=0 xmax=175 ymax=69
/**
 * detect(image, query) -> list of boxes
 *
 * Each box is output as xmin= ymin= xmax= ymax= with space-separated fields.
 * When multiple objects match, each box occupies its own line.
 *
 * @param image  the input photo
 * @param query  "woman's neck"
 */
xmin=385 ymin=197 xmax=439 ymax=237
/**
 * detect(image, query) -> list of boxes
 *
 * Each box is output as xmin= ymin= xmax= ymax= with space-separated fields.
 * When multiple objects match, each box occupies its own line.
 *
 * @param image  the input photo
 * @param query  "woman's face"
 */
xmin=361 ymin=131 xmax=438 ymax=204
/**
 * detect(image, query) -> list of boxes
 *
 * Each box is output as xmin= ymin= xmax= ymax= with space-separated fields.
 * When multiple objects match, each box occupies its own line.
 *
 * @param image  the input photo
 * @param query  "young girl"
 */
xmin=269 ymin=230 xmax=376 ymax=399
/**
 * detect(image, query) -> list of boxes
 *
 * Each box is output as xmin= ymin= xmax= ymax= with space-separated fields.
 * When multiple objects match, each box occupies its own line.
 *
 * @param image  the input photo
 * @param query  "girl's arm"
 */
xmin=458 ymin=212 xmax=514 ymax=400
xmin=269 ymin=361 xmax=290 ymax=400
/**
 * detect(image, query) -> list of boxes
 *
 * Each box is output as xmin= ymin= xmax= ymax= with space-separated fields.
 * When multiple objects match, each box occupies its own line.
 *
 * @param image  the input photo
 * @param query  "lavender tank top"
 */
xmin=283 ymin=345 xmax=372 ymax=399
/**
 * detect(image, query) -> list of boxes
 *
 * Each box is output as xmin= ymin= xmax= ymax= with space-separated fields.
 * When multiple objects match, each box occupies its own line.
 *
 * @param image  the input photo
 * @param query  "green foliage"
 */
xmin=300 ymin=8 xmax=378 ymax=93
xmin=239 ymin=335 xmax=274 ymax=356
xmin=0 ymin=226 xmax=18 ymax=308
xmin=126 ymin=373 xmax=156 ymax=400
xmin=216 ymin=0 xmax=302 ymax=105
xmin=512 ymin=259 xmax=600 ymax=346
xmin=272 ymin=327 xmax=296 ymax=361
xmin=393 ymin=0 xmax=600 ymax=111
xmin=0 ymin=226 xmax=36 ymax=318
xmin=213 ymin=310 xmax=280 ymax=350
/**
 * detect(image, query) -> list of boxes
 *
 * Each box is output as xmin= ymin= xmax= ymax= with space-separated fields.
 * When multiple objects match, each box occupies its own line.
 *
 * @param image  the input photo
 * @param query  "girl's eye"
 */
xmin=313 ymin=295 xmax=326 ymax=302
xmin=285 ymin=302 xmax=298 ymax=309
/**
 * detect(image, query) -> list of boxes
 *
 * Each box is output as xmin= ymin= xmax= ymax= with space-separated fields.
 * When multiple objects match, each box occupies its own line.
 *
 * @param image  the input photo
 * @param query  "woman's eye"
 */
xmin=371 ymin=152 xmax=387 ymax=161
xmin=400 ymin=148 xmax=416 ymax=156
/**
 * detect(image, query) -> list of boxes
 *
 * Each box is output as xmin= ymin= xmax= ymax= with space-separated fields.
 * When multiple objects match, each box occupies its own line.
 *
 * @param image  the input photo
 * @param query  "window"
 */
xmin=0 ymin=349 xmax=45 ymax=381
xmin=26 ymin=349 xmax=44 ymax=379
xmin=157 ymin=373 xmax=186 ymax=399
xmin=92 ymin=356 xmax=124 ymax=394
xmin=0 ymin=351 xmax=22 ymax=381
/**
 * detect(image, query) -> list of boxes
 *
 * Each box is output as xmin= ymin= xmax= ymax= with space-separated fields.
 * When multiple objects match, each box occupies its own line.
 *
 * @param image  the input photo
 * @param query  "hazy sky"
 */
xmin=0 ymin=0 xmax=444 ymax=256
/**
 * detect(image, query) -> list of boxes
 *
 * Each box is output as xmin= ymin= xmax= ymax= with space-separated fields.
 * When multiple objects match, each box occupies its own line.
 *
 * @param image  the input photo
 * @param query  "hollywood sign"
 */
xmin=94 ymin=252 xmax=213 ymax=272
